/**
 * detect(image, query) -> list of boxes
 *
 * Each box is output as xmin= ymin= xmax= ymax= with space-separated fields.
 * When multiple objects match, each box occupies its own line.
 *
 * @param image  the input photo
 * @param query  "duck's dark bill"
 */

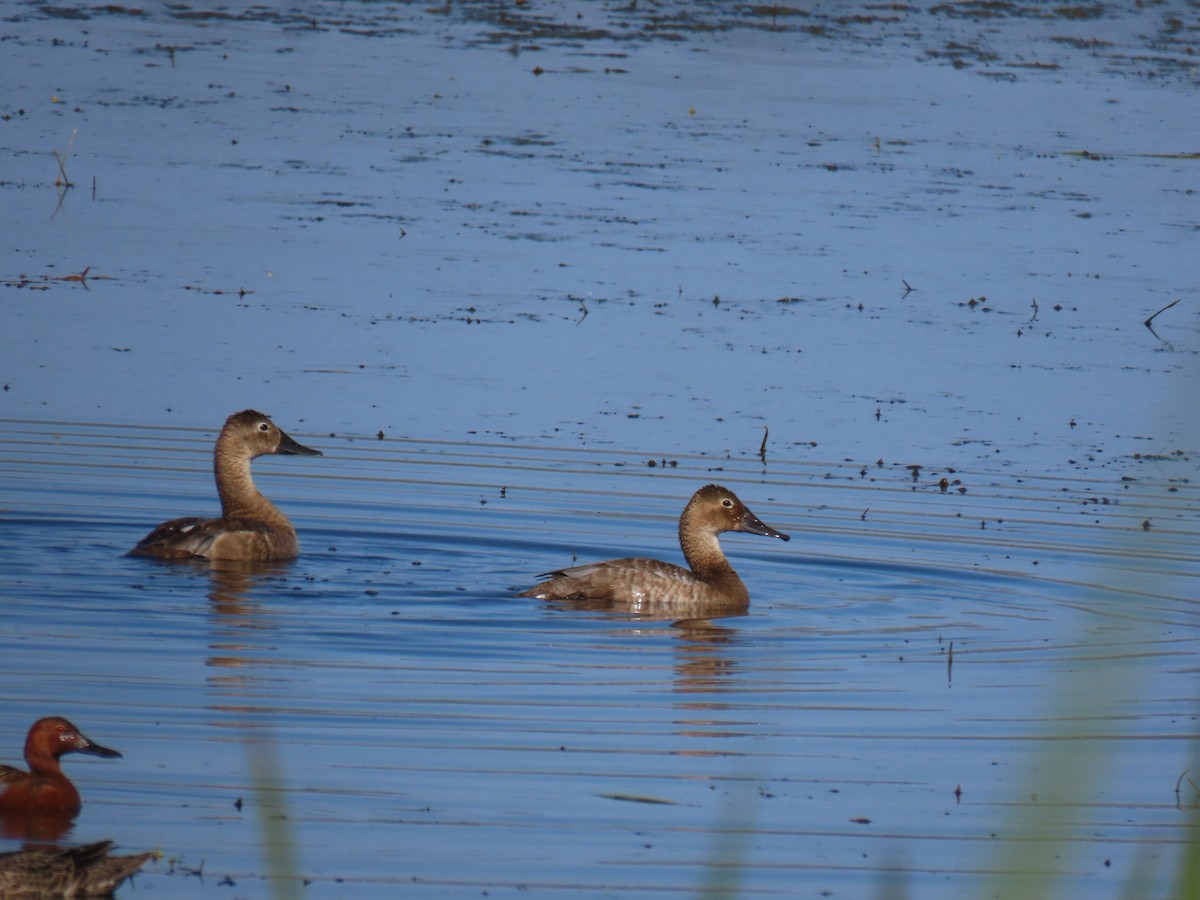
xmin=79 ymin=740 xmax=123 ymax=759
xmin=277 ymin=430 xmax=323 ymax=456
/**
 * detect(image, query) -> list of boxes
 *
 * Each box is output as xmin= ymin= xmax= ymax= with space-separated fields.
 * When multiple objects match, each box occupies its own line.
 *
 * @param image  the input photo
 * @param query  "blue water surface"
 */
xmin=1 ymin=2 xmax=1198 ymax=898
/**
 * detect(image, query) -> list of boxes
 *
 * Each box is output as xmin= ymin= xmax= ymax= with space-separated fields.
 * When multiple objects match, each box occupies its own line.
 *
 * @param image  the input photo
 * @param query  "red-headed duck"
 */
xmin=520 ymin=484 xmax=790 ymax=611
xmin=0 ymin=718 xmax=122 ymax=817
xmin=0 ymin=840 xmax=156 ymax=898
xmin=128 ymin=410 xmax=322 ymax=562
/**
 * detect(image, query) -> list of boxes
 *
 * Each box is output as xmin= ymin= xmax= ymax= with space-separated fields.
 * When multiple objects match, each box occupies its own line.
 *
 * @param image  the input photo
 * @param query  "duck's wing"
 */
xmin=520 ymin=557 xmax=697 ymax=602
xmin=134 ymin=515 xmax=301 ymax=562
xmin=127 ymin=516 xmax=211 ymax=559
xmin=129 ymin=516 xmax=286 ymax=560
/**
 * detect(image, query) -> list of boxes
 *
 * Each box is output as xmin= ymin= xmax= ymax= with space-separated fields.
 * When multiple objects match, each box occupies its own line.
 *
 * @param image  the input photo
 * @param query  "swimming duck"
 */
xmin=520 ymin=484 xmax=789 ymax=610
xmin=0 ymin=840 xmax=156 ymax=899
xmin=0 ymin=718 xmax=122 ymax=816
xmin=128 ymin=410 xmax=322 ymax=562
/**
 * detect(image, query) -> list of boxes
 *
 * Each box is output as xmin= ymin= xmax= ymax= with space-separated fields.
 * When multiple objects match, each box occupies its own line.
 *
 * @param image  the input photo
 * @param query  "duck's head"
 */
xmin=690 ymin=484 xmax=790 ymax=541
xmin=224 ymin=410 xmax=323 ymax=459
xmin=25 ymin=717 xmax=122 ymax=763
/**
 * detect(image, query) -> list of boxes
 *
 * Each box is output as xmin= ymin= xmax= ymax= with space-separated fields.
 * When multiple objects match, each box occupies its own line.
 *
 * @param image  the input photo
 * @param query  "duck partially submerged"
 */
xmin=0 ymin=840 xmax=156 ymax=899
xmin=0 ymin=718 xmax=122 ymax=817
xmin=520 ymin=484 xmax=789 ymax=613
xmin=128 ymin=410 xmax=322 ymax=562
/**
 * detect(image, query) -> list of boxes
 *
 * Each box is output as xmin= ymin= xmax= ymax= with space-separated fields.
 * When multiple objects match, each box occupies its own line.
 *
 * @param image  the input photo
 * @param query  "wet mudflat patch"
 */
xmin=1 ymin=1 xmax=1198 ymax=898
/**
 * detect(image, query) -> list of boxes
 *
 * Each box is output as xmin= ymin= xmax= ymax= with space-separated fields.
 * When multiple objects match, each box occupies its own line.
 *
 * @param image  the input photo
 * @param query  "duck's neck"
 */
xmin=679 ymin=520 xmax=734 ymax=581
xmin=25 ymin=750 xmax=66 ymax=780
xmin=213 ymin=439 xmax=287 ymax=525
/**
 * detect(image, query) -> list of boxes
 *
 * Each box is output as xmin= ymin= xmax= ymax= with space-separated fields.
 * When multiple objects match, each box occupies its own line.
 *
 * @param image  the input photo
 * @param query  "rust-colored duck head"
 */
xmin=0 ymin=717 xmax=122 ymax=818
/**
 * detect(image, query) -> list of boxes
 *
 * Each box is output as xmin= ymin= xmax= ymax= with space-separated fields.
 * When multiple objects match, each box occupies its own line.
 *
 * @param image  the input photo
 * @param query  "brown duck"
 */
xmin=128 ymin=410 xmax=322 ymax=562
xmin=520 ymin=484 xmax=789 ymax=613
xmin=0 ymin=841 xmax=156 ymax=899
xmin=0 ymin=718 xmax=122 ymax=817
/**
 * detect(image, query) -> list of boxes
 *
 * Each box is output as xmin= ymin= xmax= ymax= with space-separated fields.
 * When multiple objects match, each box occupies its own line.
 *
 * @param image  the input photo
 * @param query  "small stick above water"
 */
xmin=52 ymin=129 xmax=77 ymax=189
xmin=758 ymin=425 xmax=768 ymax=462
xmin=1144 ymin=298 xmax=1181 ymax=329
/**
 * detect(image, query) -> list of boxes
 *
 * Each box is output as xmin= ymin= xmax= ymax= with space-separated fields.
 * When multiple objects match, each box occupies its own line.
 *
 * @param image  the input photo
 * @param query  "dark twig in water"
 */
xmin=1174 ymin=769 xmax=1198 ymax=807
xmin=901 ymin=279 xmax=915 ymax=297
xmin=50 ymin=130 xmax=77 ymax=221
xmin=52 ymin=152 xmax=73 ymax=189
xmin=171 ymin=856 xmax=206 ymax=882
xmin=58 ymin=266 xmax=90 ymax=284
xmin=51 ymin=186 xmax=69 ymax=221
xmin=1144 ymin=298 xmax=1181 ymax=329
xmin=1029 ymin=297 xmax=1039 ymax=323
xmin=1144 ymin=298 xmax=1181 ymax=347
xmin=52 ymin=129 xmax=77 ymax=188
xmin=576 ymin=299 xmax=588 ymax=325
xmin=947 ymin=641 xmax=954 ymax=685
xmin=758 ymin=425 xmax=768 ymax=462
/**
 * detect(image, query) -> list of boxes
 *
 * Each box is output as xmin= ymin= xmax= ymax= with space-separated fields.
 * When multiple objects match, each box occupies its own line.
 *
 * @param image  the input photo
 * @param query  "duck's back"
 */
xmin=521 ymin=557 xmax=749 ymax=608
xmin=0 ymin=764 xmax=27 ymax=801
xmin=128 ymin=516 xmax=297 ymax=561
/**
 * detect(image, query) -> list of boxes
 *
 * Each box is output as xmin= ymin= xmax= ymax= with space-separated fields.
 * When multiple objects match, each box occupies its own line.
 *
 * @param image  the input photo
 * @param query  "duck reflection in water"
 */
xmin=199 ymin=560 xmax=296 ymax=690
xmin=202 ymin=559 xmax=292 ymax=619
xmin=669 ymin=618 xmax=744 ymax=693
xmin=521 ymin=484 xmax=790 ymax=617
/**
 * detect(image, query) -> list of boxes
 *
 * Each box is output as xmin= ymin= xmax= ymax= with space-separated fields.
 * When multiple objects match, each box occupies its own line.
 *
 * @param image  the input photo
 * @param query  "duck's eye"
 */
xmin=722 ymin=499 xmax=733 ymax=508
xmin=258 ymin=422 xmax=270 ymax=433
